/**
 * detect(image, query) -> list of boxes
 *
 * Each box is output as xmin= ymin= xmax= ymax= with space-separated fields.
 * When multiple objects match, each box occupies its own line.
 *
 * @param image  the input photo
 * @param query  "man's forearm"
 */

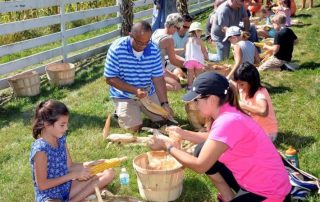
xmin=106 ymin=77 xmax=138 ymax=95
xmin=153 ymin=76 xmax=168 ymax=103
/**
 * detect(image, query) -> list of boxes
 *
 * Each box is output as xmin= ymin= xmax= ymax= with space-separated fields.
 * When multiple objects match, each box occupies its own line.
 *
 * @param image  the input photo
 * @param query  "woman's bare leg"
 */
xmin=165 ymin=76 xmax=181 ymax=91
xmin=208 ymin=173 xmax=235 ymax=202
xmin=69 ymin=169 xmax=115 ymax=202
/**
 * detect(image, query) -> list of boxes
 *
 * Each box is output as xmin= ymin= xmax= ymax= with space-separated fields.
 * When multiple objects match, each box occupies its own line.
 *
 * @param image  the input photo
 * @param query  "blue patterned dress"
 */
xmin=30 ymin=135 xmax=72 ymax=202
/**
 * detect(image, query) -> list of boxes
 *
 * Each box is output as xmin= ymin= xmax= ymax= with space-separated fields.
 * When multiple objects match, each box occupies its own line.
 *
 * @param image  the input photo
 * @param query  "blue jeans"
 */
xmin=248 ymin=25 xmax=259 ymax=43
xmin=209 ymin=40 xmax=231 ymax=62
xmin=151 ymin=0 xmax=165 ymax=32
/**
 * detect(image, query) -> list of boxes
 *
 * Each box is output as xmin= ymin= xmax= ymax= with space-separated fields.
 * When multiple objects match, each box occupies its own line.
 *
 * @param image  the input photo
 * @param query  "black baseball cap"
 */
xmin=183 ymin=71 xmax=229 ymax=102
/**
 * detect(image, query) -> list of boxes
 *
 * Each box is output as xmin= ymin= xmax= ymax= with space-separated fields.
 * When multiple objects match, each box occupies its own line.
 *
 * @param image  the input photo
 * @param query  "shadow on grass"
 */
xmin=142 ymin=116 xmax=190 ymax=129
xmin=0 ymin=63 xmax=105 ymax=126
xmin=262 ymin=82 xmax=292 ymax=95
xmin=177 ymin=177 xmax=213 ymax=201
xmin=299 ymin=61 xmax=320 ymax=70
xmin=275 ymin=131 xmax=316 ymax=150
xmin=291 ymin=23 xmax=312 ymax=28
xmin=294 ymin=13 xmax=312 ymax=18
xmin=68 ymin=112 xmax=109 ymax=130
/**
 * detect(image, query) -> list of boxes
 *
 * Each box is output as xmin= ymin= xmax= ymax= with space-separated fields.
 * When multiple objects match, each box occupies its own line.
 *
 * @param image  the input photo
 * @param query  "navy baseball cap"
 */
xmin=183 ymin=71 xmax=229 ymax=102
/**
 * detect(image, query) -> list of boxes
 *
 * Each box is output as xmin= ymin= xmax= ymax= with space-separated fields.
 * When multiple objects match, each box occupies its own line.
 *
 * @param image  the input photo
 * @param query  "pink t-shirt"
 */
xmin=209 ymin=104 xmax=291 ymax=201
xmin=240 ymin=87 xmax=278 ymax=136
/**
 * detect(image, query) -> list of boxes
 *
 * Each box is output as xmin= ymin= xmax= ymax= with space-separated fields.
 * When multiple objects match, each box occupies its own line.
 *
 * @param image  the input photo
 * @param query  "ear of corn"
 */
xmin=254 ymin=42 xmax=264 ymax=48
xmin=90 ymin=157 xmax=127 ymax=175
xmin=140 ymin=97 xmax=170 ymax=118
xmin=102 ymin=113 xmax=111 ymax=139
xmin=259 ymin=50 xmax=273 ymax=64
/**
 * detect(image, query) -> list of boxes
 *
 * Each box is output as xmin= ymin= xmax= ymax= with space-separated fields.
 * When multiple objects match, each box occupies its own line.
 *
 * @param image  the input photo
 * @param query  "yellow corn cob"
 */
xmin=254 ymin=42 xmax=264 ymax=48
xmin=140 ymin=97 xmax=170 ymax=118
xmin=259 ymin=50 xmax=273 ymax=60
xmin=90 ymin=157 xmax=127 ymax=175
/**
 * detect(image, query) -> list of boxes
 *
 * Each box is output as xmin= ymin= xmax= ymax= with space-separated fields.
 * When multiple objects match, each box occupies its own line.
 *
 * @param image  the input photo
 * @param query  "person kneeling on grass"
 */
xmin=258 ymin=14 xmax=298 ymax=71
xmin=234 ymin=62 xmax=278 ymax=142
xmin=149 ymin=72 xmax=291 ymax=202
xmin=30 ymin=100 xmax=115 ymax=202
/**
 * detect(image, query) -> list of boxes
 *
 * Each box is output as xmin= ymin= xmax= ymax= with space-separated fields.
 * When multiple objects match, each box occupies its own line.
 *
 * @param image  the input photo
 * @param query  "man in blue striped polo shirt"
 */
xmin=104 ymin=21 xmax=173 ymax=132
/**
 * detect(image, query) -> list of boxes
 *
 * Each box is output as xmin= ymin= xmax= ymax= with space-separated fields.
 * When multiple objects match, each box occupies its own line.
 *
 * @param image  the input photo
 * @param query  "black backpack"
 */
xmin=280 ymin=153 xmax=320 ymax=201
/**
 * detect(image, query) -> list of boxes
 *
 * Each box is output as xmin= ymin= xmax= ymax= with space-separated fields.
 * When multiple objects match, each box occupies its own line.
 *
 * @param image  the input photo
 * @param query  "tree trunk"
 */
xmin=176 ymin=0 xmax=189 ymax=15
xmin=119 ymin=0 xmax=133 ymax=36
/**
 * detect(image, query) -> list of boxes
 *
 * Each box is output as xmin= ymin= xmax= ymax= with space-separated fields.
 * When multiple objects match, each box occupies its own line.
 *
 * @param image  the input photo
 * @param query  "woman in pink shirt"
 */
xmin=234 ymin=62 xmax=278 ymax=141
xmin=149 ymin=72 xmax=291 ymax=201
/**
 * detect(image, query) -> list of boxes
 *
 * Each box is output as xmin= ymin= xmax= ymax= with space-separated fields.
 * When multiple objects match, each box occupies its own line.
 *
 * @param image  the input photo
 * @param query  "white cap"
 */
xmin=189 ymin=22 xmax=203 ymax=32
xmin=223 ymin=26 xmax=241 ymax=42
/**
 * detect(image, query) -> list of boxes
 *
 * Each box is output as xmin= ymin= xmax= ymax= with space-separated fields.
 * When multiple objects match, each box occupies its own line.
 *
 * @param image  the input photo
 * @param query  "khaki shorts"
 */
xmin=113 ymin=93 xmax=164 ymax=129
xmin=258 ymin=56 xmax=286 ymax=71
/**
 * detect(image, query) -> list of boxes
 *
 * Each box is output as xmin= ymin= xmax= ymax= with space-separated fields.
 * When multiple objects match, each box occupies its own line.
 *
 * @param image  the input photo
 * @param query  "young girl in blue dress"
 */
xmin=30 ymin=100 xmax=115 ymax=202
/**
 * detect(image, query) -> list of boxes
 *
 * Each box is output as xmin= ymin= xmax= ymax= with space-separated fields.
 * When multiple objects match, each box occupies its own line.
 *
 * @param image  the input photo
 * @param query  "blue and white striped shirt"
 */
xmin=104 ymin=36 xmax=163 ymax=99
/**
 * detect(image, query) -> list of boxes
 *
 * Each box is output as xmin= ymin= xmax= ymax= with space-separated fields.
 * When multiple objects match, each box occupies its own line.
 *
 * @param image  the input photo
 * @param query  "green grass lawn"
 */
xmin=1 ymin=4 xmax=320 ymax=202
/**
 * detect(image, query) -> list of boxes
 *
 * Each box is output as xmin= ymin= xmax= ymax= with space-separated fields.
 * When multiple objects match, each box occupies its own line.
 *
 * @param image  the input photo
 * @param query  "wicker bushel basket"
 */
xmin=46 ymin=63 xmax=75 ymax=86
xmin=133 ymin=151 xmax=184 ymax=202
xmin=8 ymin=71 xmax=40 ymax=97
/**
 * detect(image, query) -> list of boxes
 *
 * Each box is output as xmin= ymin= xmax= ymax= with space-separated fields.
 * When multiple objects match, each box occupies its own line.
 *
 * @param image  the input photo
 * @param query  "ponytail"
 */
xmin=240 ymin=31 xmax=251 ymax=41
xmin=218 ymin=83 xmax=247 ymax=114
xmin=32 ymin=100 xmax=69 ymax=139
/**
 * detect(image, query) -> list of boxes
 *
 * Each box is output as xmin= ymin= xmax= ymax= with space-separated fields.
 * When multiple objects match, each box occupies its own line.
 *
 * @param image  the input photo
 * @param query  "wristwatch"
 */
xmin=167 ymin=145 xmax=174 ymax=154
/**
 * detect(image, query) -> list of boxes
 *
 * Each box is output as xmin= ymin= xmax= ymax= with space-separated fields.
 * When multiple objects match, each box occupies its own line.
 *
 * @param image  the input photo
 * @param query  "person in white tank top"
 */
xmin=223 ymin=26 xmax=260 ymax=79
xmin=184 ymin=22 xmax=208 ymax=89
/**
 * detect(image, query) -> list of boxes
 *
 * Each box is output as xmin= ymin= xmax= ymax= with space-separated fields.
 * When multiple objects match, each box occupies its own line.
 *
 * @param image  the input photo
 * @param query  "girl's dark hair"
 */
xmin=233 ymin=62 xmax=262 ymax=98
xmin=189 ymin=30 xmax=197 ymax=37
xmin=218 ymin=82 xmax=247 ymax=115
xmin=32 ymin=100 xmax=69 ymax=139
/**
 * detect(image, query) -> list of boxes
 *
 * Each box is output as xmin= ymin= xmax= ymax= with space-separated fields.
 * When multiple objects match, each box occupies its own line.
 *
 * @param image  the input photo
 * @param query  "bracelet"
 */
xmin=160 ymin=101 xmax=169 ymax=106
xmin=167 ymin=145 xmax=174 ymax=154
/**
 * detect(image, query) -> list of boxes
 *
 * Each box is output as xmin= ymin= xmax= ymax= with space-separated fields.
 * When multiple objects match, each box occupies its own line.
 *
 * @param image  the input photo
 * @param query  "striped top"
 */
xmin=104 ymin=36 xmax=163 ymax=99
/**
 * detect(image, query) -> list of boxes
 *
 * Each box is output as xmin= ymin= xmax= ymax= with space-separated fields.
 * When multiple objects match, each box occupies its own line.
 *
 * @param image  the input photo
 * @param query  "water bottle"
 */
xmin=119 ymin=167 xmax=130 ymax=186
xmin=285 ymin=146 xmax=299 ymax=168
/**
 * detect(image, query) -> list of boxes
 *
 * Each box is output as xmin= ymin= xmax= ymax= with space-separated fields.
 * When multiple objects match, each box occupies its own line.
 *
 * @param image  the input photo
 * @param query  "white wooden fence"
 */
xmin=0 ymin=0 xmax=213 ymax=89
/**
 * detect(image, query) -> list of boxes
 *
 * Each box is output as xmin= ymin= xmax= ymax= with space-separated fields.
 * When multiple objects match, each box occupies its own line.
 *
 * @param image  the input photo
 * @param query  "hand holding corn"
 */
xmin=135 ymin=88 xmax=147 ymax=99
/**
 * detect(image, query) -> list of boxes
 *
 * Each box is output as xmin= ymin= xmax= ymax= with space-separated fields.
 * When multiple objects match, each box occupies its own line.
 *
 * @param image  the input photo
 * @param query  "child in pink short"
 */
xmin=184 ymin=22 xmax=208 ymax=89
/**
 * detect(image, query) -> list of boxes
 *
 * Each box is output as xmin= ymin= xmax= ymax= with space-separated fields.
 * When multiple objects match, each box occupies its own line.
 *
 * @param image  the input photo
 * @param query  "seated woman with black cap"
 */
xmin=148 ymin=71 xmax=291 ymax=202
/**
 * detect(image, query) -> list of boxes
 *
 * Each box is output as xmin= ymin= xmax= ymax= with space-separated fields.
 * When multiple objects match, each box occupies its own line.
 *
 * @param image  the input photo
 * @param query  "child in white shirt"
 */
xmin=184 ymin=22 xmax=208 ymax=89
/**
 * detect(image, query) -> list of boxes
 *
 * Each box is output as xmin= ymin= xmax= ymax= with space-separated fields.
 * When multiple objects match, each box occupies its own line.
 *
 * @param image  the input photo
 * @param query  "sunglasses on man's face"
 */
xmin=182 ymin=25 xmax=190 ymax=29
xmin=132 ymin=37 xmax=150 ymax=47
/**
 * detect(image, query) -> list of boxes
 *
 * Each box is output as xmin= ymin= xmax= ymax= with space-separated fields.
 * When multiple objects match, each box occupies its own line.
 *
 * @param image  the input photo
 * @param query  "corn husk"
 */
xmin=140 ymin=97 xmax=170 ymax=118
xmin=102 ymin=113 xmax=111 ymax=139
xmin=107 ymin=133 xmax=137 ymax=143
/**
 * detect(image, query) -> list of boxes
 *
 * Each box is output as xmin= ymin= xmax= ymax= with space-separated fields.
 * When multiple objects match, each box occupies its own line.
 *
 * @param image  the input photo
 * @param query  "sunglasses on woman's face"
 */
xmin=194 ymin=95 xmax=210 ymax=102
